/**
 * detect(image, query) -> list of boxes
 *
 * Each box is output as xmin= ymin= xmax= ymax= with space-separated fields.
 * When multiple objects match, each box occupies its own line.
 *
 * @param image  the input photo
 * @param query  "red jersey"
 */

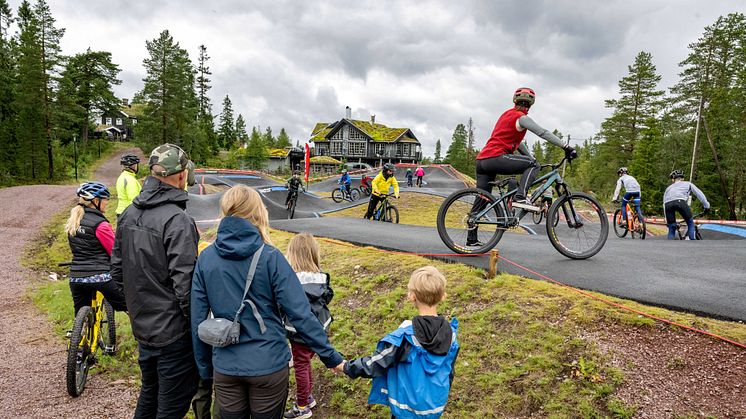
xmin=477 ymin=107 xmax=528 ymax=160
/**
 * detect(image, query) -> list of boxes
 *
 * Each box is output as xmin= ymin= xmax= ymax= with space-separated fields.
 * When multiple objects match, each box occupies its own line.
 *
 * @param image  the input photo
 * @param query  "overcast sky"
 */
xmin=6 ymin=0 xmax=742 ymax=155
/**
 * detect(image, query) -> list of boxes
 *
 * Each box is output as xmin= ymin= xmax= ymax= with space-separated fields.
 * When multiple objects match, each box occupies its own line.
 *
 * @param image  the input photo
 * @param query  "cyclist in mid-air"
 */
xmin=115 ymin=154 xmax=141 ymax=219
xmin=65 ymin=182 xmax=127 ymax=318
xmin=285 ymin=171 xmax=305 ymax=206
xmin=612 ymin=167 xmax=642 ymax=229
xmin=338 ymin=168 xmax=352 ymax=200
xmin=664 ymin=170 xmax=710 ymax=240
xmin=468 ymin=87 xmax=575 ymax=246
xmin=364 ymin=163 xmax=400 ymax=220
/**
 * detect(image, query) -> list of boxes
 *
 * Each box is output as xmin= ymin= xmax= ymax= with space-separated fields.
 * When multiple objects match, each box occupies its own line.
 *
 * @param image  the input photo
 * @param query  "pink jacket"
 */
xmin=414 ymin=167 xmax=425 ymax=177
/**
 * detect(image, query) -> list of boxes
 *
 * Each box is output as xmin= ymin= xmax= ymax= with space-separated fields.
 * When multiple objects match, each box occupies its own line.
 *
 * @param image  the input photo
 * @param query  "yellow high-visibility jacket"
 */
xmin=115 ymin=170 xmax=141 ymax=215
xmin=371 ymin=171 xmax=399 ymax=197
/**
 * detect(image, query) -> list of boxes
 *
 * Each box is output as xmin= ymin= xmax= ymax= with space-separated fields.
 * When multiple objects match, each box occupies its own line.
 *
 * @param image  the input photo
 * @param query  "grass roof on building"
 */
xmin=310 ymin=119 xmax=414 ymax=143
xmin=122 ymin=103 xmax=146 ymax=118
xmin=309 ymin=156 xmax=342 ymax=165
xmin=269 ymin=148 xmax=289 ymax=158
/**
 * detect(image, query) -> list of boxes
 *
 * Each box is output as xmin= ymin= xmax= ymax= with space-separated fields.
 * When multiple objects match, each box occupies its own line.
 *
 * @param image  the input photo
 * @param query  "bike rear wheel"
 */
xmin=546 ymin=192 xmax=608 ymax=259
xmin=349 ymin=188 xmax=360 ymax=201
xmin=100 ymin=300 xmax=116 ymax=355
xmin=66 ymin=306 xmax=93 ymax=397
xmin=613 ymin=209 xmax=628 ymax=238
xmin=384 ymin=205 xmax=399 ymax=223
xmin=532 ymin=206 xmax=544 ymax=224
xmin=436 ymin=188 xmax=507 ymax=254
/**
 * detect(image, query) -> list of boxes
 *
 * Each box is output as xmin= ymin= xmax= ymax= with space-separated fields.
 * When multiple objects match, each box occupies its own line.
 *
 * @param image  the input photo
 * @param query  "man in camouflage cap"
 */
xmin=112 ymin=142 xmax=200 ymax=418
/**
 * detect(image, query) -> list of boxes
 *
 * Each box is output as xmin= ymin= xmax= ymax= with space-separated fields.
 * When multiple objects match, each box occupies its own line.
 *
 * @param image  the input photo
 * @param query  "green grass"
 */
xmin=26 ymin=211 xmax=746 ymax=417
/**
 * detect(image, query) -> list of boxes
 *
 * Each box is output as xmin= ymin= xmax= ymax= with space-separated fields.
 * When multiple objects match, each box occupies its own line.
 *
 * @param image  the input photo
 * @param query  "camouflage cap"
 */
xmin=149 ymin=143 xmax=190 ymax=177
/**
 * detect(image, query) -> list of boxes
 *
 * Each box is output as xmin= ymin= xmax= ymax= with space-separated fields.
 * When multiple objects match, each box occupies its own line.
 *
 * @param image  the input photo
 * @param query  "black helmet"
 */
xmin=76 ymin=181 xmax=111 ymax=201
xmin=670 ymin=169 xmax=685 ymax=179
xmin=121 ymin=154 xmax=140 ymax=166
xmin=383 ymin=163 xmax=396 ymax=173
xmin=617 ymin=167 xmax=628 ymax=175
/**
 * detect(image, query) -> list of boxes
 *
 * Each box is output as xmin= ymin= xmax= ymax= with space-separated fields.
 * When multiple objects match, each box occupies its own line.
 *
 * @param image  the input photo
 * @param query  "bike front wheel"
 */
xmin=288 ymin=199 xmax=296 ymax=219
xmin=613 ymin=209 xmax=628 ymax=238
xmin=331 ymin=189 xmax=343 ymax=203
xmin=546 ymin=192 xmax=608 ymax=259
xmin=67 ymin=306 xmax=94 ymax=397
xmin=384 ymin=205 xmax=399 ymax=223
xmin=436 ymin=188 xmax=507 ymax=254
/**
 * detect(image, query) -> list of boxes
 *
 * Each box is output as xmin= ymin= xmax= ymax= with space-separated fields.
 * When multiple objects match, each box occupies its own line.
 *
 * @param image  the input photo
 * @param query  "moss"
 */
xmin=310 ymin=156 xmax=342 ymax=164
xmin=310 ymin=119 xmax=415 ymax=143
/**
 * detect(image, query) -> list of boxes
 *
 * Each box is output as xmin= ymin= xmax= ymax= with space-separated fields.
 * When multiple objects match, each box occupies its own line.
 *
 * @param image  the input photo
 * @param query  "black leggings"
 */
xmin=365 ymin=194 xmax=385 ymax=219
xmin=69 ymin=280 xmax=128 ymax=317
xmin=476 ymin=154 xmax=540 ymax=199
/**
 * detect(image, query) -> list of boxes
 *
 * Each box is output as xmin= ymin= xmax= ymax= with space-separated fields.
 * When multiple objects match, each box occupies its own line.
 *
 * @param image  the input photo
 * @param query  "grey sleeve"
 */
xmin=516 ymin=141 xmax=533 ymax=159
xmin=690 ymin=183 xmax=710 ymax=209
xmin=518 ymin=116 xmax=565 ymax=148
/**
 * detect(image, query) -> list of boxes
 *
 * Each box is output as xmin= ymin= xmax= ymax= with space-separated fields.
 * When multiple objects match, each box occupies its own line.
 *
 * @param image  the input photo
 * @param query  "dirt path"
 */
xmin=0 ymin=148 xmax=143 ymax=418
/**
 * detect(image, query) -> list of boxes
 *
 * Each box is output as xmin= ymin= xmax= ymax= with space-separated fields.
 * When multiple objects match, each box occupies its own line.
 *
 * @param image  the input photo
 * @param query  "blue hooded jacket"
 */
xmin=191 ymin=216 xmax=343 ymax=378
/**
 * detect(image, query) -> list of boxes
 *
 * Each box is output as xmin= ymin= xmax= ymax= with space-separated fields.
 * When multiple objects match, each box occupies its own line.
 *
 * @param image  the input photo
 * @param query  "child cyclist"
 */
xmin=343 ymin=266 xmax=459 ymax=419
xmin=338 ymin=169 xmax=352 ymax=200
xmin=364 ymin=163 xmax=400 ymax=220
xmin=664 ymin=170 xmax=710 ymax=240
xmin=405 ymin=168 xmax=414 ymax=187
xmin=612 ymin=167 xmax=642 ymax=229
xmin=284 ymin=233 xmax=335 ymax=419
xmin=286 ymin=171 xmax=306 ymax=207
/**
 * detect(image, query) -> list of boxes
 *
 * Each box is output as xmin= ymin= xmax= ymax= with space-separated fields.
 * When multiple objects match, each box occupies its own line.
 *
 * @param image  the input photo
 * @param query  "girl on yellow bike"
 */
xmin=65 ymin=182 xmax=127 ymax=317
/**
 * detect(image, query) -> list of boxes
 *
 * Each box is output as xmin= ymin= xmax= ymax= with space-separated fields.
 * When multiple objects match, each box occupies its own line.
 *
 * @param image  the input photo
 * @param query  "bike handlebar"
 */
xmin=540 ymin=154 xmax=572 ymax=171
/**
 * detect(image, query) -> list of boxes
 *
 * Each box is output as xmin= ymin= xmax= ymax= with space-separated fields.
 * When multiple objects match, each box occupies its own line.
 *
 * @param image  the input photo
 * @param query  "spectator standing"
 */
xmin=115 ymin=154 xmax=142 ymax=219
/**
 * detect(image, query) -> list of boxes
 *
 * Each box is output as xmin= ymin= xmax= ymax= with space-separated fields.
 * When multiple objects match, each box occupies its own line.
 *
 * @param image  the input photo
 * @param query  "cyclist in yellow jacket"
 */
xmin=364 ymin=163 xmax=399 ymax=219
xmin=115 ymin=154 xmax=141 ymax=218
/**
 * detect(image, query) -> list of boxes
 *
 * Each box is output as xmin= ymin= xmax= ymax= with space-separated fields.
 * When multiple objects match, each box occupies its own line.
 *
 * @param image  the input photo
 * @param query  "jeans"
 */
xmin=621 ymin=192 xmax=642 ymax=222
xmin=134 ymin=334 xmax=200 ymax=419
xmin=665 ymin=199 xmax=695 ymax=240
xmin=290 ymin=341 xmax=315 ymax=407
xmin=214 ymin=368 xmax=289 ymax=419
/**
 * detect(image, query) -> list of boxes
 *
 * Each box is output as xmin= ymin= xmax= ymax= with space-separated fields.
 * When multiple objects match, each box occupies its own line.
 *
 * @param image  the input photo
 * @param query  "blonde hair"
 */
xmin=287 ymin=233 xmax=321 ymax=273
xmin=408 ymin=266 xmax=447 ymax=306
xmin=65 ymin=199 xmax=96 ymax=236
xmin=220 ymin=185 xmax=273 ymax=245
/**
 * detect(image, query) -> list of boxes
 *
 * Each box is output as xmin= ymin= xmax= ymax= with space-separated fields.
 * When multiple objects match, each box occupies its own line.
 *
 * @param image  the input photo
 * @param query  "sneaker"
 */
xmin=512 ymin=198 xmax=540 ymax=212
xmin=284 ymin=404 xmax=312 ymax=419
xmin=307 ymin=394 xmax=317 ymax=409
xmin=466 ymin=239 xmax=485 ymax=247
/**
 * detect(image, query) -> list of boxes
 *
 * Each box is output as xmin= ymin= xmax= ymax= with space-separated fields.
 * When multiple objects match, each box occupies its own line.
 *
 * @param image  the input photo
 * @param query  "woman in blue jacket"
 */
xmin=191 ymin=184 xmax=345 ymax=419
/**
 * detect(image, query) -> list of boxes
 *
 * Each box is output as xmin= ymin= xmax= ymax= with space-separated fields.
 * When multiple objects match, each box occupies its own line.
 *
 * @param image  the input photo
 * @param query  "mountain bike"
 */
xmin=613 ymin=198 xmax=646 ymax=239
xmin=286 ymin=188 xmax=303 ymax=219
xmin=60 ymin=263 xmax=117 ymax=397
xmin=359 ymin=183 xmax=372 ymax=197
xmin=674 ymin=212 xmax=704 ymax=240
xmin=372 ymin=193 xmax=399 ymax=223
xmin=332 ymin=183 xmax=360 ymax=203
xmin=436 ymin=154 xmax=608 ymax=259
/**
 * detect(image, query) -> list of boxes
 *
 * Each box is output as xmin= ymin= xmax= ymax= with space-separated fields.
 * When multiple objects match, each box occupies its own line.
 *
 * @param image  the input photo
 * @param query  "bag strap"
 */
xmin=231 ymin=245 xmax=266 ymax=334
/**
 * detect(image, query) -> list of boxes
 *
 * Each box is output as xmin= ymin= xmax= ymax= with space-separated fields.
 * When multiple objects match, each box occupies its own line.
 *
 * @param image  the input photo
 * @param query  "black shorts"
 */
xmin=664 ymin=200 xmax=692 ymax=224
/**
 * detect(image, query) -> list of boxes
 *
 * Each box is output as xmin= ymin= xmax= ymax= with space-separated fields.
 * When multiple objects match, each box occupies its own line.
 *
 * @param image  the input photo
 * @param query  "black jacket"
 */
xmin=69 ymin=207 xmax=111 ymax=278
xmin=112 ymin=176 xmax=199 ymax=347
xmin=284 ymin=271 xmax=334 ymax=344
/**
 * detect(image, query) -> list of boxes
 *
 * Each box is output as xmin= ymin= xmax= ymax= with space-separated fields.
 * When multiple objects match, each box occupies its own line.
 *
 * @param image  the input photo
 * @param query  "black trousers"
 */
xmin=134 ymin=334 xmax=200 ymax=419
xmin=69 ymin=280 xmax=128 ymax=317
xmin=476 ymin=154 xmax=540 ymax=199
xmin=365 ymin=194 xmax=385 ymax=219
xmin=214 ymin=368 xmax=289 ymax=419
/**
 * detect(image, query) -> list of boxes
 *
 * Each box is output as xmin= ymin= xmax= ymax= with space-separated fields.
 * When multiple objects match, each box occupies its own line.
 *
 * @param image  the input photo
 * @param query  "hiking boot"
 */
xmin=284 ymin=404 xmax=312 ymax=419
xmin=512 ymin=198 xmax=540 ymax=212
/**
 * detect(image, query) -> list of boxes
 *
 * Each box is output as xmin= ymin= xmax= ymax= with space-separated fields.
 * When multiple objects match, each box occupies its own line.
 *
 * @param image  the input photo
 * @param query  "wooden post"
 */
xmin=487 ymin=249 xmax=500 ymax=278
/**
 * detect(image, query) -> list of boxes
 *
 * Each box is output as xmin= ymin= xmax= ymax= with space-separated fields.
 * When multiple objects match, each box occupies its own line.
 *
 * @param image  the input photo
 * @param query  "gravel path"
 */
xmin=0 ymin=148 xmax=143 ymax=418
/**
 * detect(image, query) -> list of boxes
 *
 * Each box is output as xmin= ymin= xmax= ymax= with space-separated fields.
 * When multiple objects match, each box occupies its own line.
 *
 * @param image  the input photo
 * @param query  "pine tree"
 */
xmin=276 ymin=127 xmax=292 ymax=148
xmin=444 ymin=124 xmax=469 ymax=175
xmin=0 ymin=0 xmax=16 ymax=178
xmin=217 ymin=95 xmax=235 ymax=149
xmin=629 ymin=123 xmax=664 ymax=214
xmin=34 ymin=0 xmax=64 ymax=178
xmin=244 ymin=126 xmax=268 ymax=169
xmin=433 ymin=139 xmax=441 ymax=163
xmin=196 ymin=44 xmax=218 ymax=155
xmin=263 ymin=126 xmax=275 ymax=149
xmin=235 ymin=113 xmax=248 ymax=147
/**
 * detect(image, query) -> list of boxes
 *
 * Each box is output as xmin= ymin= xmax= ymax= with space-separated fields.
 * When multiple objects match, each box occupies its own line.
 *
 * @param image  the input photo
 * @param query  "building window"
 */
xmin=105 ymin=117 xmax=112 ymax=125
xmin=115 ymin=118 xmax=122 ymax=126
xmin=331 ymin=141 xmax=343 ymax=154
xmin=397 ymin=143 xmax=412 ymax=156
xmin=332 ymin=131 xmax=343 ymax=140
xmin=349 ymin=129 xmax=365 ymax=141
xmin=373 ymin=143 xmax=386 ymax=156
xmin=348 ymin=142 xmax=365 ymax=156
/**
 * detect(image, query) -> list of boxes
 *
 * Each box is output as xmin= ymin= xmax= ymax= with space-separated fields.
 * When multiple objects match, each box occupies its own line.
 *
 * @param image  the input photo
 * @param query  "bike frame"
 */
xmin=473 ymin=165 xmax=574 ymax=228
xmin=374 ymin=194 xmax=393 ymax=220
xmin=79 ymin=292 xmax=104 ymax=353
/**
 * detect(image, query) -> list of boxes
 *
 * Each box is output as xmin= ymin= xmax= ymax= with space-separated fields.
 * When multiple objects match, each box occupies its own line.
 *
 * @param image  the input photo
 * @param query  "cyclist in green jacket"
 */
xmin=116 ymin=154 xmax=141 ymax=218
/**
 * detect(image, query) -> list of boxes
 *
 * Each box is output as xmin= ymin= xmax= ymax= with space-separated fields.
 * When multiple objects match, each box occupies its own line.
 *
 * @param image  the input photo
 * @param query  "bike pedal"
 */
xmin=65 ymin=330 xmax=72 ymax=339
xmin=103 ymin=346 xmax=116 ymax=355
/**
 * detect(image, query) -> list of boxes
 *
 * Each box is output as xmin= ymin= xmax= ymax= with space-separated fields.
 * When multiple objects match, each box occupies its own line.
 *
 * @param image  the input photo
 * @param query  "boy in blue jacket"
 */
xmin=343 ymin=266 xmax=459 ymax=419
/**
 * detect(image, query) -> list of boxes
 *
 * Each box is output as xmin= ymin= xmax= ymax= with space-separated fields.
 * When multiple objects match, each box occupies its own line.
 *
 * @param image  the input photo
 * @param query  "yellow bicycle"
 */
xmin=61 ymin=264 xmax=117 ymax=397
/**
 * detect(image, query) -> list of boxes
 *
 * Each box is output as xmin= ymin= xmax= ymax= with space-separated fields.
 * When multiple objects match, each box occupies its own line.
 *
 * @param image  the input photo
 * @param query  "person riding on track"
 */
xmin=414 ymin=166 xmax=425 ymax=187
xmin=65 ymin=182 xmax=127 ymax=320
xmin=116 ymin=154 xmax=141 ymax=217
xmin=663 ymin=170 xmax=710 ymax=240
xmin=612 ymin=167 xmax=642 ymax=229
xmin=285 ymin=171 xmax=305 ymax=206
xmin=468 ymin=87 xmax=576 ymax=246
xmin=406 ymin=168 xmax=414 ymax=187
xmin=338 ymin=169 xmax=352 ymax=200
xmin=364 ymin=163 xmax=399 ymax=220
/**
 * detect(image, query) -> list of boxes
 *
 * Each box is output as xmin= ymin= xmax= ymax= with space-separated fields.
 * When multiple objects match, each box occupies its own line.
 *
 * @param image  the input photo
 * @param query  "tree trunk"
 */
xmin=702 ymin=116 xmax=736 ymax=219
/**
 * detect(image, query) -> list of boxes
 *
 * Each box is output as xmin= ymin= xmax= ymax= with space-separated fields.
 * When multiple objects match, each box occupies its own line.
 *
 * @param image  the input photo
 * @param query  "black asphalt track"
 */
xmin=270 ymin=217 xmax=746 ymax=321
